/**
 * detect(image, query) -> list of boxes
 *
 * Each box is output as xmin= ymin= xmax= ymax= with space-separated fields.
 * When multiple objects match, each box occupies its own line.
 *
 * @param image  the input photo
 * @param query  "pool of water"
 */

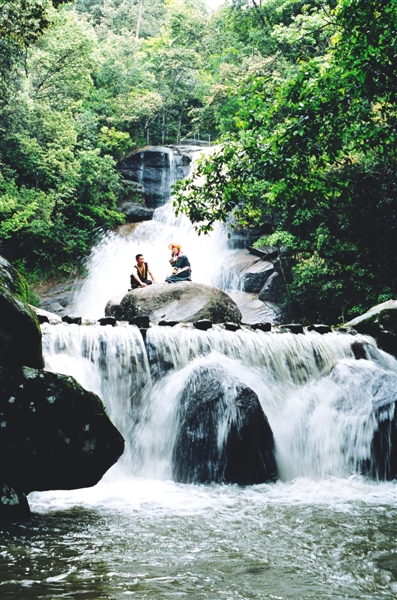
xmin=1 ymin=471 xmax=396 ymax=600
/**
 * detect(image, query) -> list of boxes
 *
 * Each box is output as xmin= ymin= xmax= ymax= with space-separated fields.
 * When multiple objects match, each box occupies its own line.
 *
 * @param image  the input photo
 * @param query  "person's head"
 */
xmin=168 ymin=243 xmax=181 ymax=257
xmin=136 ymin=253 xmax=144 ymax=264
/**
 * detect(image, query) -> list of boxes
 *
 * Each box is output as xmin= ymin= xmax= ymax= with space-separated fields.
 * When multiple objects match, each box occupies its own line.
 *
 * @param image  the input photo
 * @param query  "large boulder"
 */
xmin=224 ymin=249 xmax=275 ymax=293
xmin=105 ymin=282 xmax=242 ymax=324
xmin=329 ymin=360 xmax=397 ymax=480
xmin=0 ymin=256 xmax=44 ymax=369
xmin=344 ymin=300 xmax=397 ymax=357
xmin=0 ymin=366 xmax=124 ymax=520
xmin=172 ymin=364 xmax=277 ymax=485
xmin=120 ymin=202 xmax=154 ymax=223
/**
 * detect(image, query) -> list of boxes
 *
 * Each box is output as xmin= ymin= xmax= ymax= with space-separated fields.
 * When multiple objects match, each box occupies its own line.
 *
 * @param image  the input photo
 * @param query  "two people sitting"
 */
xmin=130 ymin=243 xmax=191 ymax=290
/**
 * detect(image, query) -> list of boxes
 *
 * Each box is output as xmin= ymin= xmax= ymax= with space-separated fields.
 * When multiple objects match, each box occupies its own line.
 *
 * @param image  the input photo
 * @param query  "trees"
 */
xmin=174 ymin=0 xmax=397 ymax=323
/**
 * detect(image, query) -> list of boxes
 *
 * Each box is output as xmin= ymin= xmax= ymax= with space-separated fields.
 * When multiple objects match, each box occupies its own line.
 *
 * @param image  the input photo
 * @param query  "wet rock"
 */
xmin=247 ymin=245 xmax=279 ymax=260
xmin=223 ymin=322 xmax=241 ymax=331
xmin=251 ymin=322 xmax=272 ymax=332
xmin=279 ymin=324 xmax=304 ymax=334
xmin=98 ymin=317 xmax=117 ymax=326
xmin=344 ymin=300 xmax=397 ymax=357
xmin=106 ymin=282 xmax=241 ymax=325
xmin=1 ymin=482 xmax=31 ymax=521
xmin=258 ymin=271 xmax=288 ymax=304
xmin=158 ymin=320 xmax=179 ymax=327
xmin=330 ymin=361 xmax=397 ymax=480
xmin=193 ymin=319 xmax=212 ymax=331
xmin=172 ymin=364 xmax=277 ymax=485
xmin=129 ymin=315 xmax=150 ymax=328
xmin=307 ymin=324 xmax=332 ymax=334
xmin=0 ymin=366 xmax=125 ymax=499
xmin=120 ymin=203 xmax=154 ymax=223
xmin=0 ymin=256 xmax=44 ymax=369
xmin=62 ymin=315 xmax=82 ymax=325
xmin=226 ymin=249 xmax=275 ymax=293
xmin=119 ymin=147 xmax=173 ymax=208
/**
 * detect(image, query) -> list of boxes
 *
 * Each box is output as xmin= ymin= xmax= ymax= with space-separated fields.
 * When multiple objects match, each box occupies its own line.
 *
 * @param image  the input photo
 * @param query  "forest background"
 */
xmin=0 ymin=0 xmax=395 ymax=323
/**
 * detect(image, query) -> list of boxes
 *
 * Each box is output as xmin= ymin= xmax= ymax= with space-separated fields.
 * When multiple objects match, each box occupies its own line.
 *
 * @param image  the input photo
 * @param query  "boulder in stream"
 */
xmin=0 ymin=366 xmax=125 ymax=520
xmin=344 ymin=300 xmax=397 ymax=358
xmin=105 ymin=282 xmax=242 ymax=324
xmin=172 ymin=364 xmax=277 ymax=485
xmin=0 ymin=256 xmax=44 ymax=369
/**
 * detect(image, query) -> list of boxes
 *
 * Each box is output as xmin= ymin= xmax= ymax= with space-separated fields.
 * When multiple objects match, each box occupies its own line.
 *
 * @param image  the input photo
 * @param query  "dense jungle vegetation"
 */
xmin=0 ymin=0 xmax=396 ymax=322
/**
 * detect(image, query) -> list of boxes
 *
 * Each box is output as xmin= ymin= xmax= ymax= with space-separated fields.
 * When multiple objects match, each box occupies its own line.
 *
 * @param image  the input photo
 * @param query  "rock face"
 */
xmin=119 ymin=146 xmax=174 ymax=208
xmin=172 ymin=364 xmax=277 ymax=485
xmin=345 ymin=300 xmax=397 ymax=357
xmin=105 ymin=282 xmax=242 ymax=324
xmin=225 ymin=249 xmax=275 ymax=293
xmin=258 ymin=271 xmax=288 ymax=303
xmin=0 ymin=366 xmax=125 ymax=520
xmin=0 ymin=256 xmax=44 ymax=369
xmin=120 ymin=202 xmax=154 ymax=223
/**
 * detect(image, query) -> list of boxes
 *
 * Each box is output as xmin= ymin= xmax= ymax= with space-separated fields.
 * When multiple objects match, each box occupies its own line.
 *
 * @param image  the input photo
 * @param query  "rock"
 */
xmin=119 ymin=146 xmax=174 ymax=208
xmin=1 ymin=482 xmax=31 ymax=521
xmin=32 ymin=306 xmax=62 ymax=325
xmin=307 ymin=324 xmax=332 ymax=334
xmin=0 ymin=366 xmax=125 ymax=498
xmin=344 ymin=300 xmax=397 ymax=357
xmin=105 ymin=282 xmax=242 ymax=325
xmin=351 ymin=340 xmax=372 ymax=360
xmin=279 ymin=324 xmax=304 ymax=334
xmin=62 ymin=315 xmax=82 ymax=325
xmin=172 ymin=364 xmax=277 ymax=485
xmin=0 ymin=256 xmax=44 ymax=369
xmin=226 ymin=249 xmax=275 ymax=293
xmin=129 ymin=315 xmax=150 ymax=328
xmin=227 ymin=290 xmax=282 ymax=325
xmin=251 ymin=322 xmax=272 ymax=332
xmin=193 ymin=319 xmax=212 ymax=331
xmin=258 ymin=271 xmax=288 ymax=304
xmin=223 ymin=322 xmax=240 ymax=331
xmin=329 ymin=361 xmax=397 ymax=480
xmin=98 ymin=317 xmax=117 ymax=326
xmin=158 ymin=320 xmax=179 ymax=327
xmin=247 ymin=245 xmax=279 ymax=260
xmin=120 ymin=202 xmax=154 ymax=223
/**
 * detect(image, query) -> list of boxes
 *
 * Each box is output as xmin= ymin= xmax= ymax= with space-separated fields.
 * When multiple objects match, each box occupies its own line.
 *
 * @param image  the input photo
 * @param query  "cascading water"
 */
xmin=3 ymin=146 xmax=396 ymax=600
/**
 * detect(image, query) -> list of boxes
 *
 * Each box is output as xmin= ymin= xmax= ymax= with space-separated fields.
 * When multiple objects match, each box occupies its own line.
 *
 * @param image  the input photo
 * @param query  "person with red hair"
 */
xmin=166 ymin=243 xmax=192 ymax=283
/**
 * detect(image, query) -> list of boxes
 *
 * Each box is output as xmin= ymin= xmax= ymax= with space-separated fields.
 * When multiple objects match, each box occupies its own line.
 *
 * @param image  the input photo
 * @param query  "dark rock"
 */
xmin=193 ymin=319 xmax=212 ymax=331
xmin=344 ymin=300 xmax=397 ymax=357
xmin=120 ymin=203 xmax=154 ymax=223
xmin=1 ymin=482 xmax=31 ymax=521
xmin=251 ymin=322 xmax=272 ymax=332
xmin=172 ymin=364 xmax=277 ymax=485
xmin=158 ymin=320 xmax=179 ymax=327
xmin=307 ymin=324 xmax=332 ymax=334
xmin=119 ymin=147 xmax=173 ymax=208
xmin=0 ymin=366 xmax=125 ymax=496
xmin=129 ymin=315 xmax=150 ymax=328
xmin=247 ymin=245 xmax=279 ymax=260
xmin=106 ymin=282 xmax=242 ymax=325
xmin=98 ymin=317 xmax=117 ymax=326
xmin=351 ymin=341 xmax=371 ymax=360
xmin=36 ymin=312 xmax=50 ymax=324
xmin=330 ymin=361 xmax=397 ymax=480
xmin=0 ymin=256 xmax=44 ymax=369
xmin=223 ymin=322 xmax=241 ymax=331
xmin=279 ymin=324 xmax=304 ymax=334
xmin=62 ymin=315 xmax=82 ymax=325
xmin=258 ymin=272 xmax=288 ymax=304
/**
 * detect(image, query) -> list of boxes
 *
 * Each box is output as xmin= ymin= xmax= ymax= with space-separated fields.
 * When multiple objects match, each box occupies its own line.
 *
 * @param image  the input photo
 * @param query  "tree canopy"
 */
xmin=0 ymin=0 xmax=395 ymax=322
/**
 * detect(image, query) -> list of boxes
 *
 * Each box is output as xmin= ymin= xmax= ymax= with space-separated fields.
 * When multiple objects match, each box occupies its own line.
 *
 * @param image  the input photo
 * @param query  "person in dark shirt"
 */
xmin=130 ymin=254 xmax=156 ymax=289
xmin=165 ymin=243 xmax=192 ymax=283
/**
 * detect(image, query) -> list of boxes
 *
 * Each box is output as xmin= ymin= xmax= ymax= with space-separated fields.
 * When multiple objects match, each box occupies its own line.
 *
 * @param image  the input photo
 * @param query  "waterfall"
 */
xmin=42 ymin=322 xmax=397 ymax=482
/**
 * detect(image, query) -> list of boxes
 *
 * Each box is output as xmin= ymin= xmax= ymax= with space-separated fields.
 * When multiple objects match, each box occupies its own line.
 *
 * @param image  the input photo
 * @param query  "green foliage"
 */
xmin=174 ymin=0 xmax=397 ymax=323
